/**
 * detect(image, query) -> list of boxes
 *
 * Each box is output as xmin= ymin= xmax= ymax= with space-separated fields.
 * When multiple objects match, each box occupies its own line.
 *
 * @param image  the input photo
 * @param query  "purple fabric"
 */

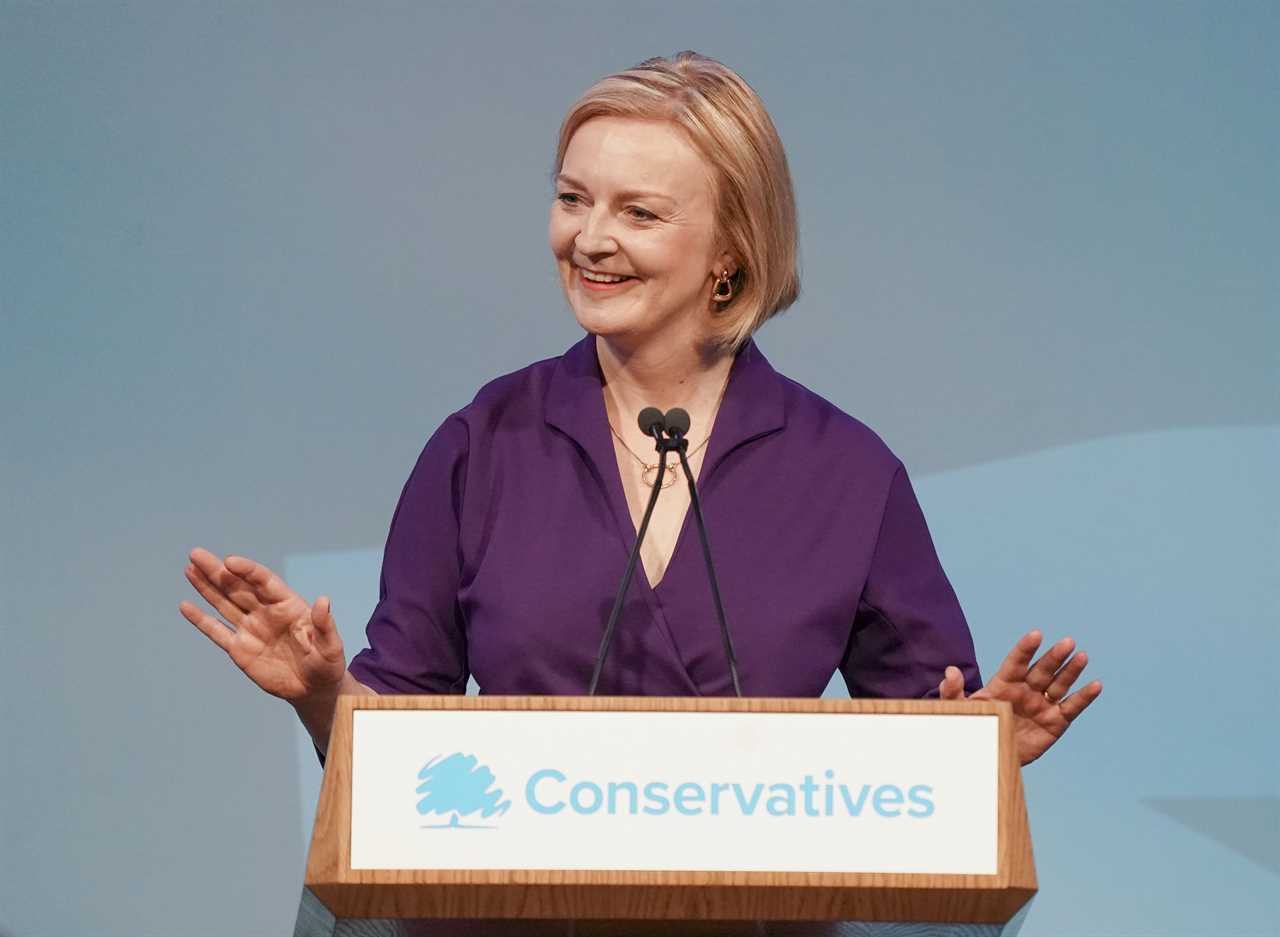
xmin=348 ymin=335 xmax=981 ymax=699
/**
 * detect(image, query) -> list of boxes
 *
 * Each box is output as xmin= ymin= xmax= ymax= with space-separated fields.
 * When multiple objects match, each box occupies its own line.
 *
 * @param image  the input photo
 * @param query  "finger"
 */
xmin=991 ymin=630 xmax=1044 ymax=685
xmin=310 ymin=596 xmax=344 ymax=658
xmin=224 ymin=554 xmax=296 ymax=604
xmin=1059 ymin=680 xmax=1103 ymax=722
xmin=189 ymin=547 xmax=259 ymax=614
xmin=184 ymin=563 xmax=246 ymax=628
xmin=287 ymin=598 xmax=328 ymax=655
xmin=1025 ymin=635 xmax=1077 ymax=694
xmin=1044 ymin=651 xmax=1089 ymax=702
xmin=179 ymin=600 xmax=234 ymax=653
xmin=938 ymin=665 xmax=967 ymax=700
xmin=291 ymin=620 xmax=318 ymax=657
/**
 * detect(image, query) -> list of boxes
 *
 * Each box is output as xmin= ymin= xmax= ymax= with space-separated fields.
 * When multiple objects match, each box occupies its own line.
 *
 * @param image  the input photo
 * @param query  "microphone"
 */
xmin=587 ymin=407 xmax=671 ymax=695
xmin=664 ymin=408 xmax=743 ymax=697
xmin=663 ymin=407 xmax=691 ymax=438
xmin=637 ymin=406 xmax=665 ymax=438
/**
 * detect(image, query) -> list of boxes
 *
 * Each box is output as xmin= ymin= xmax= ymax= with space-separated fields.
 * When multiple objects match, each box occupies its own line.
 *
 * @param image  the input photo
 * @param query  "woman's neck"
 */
xmin=595 ymin=334 xmax=735 ymax=426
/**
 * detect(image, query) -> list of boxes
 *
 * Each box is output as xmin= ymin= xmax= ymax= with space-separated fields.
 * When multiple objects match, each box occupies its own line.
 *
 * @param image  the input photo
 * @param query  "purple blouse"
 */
xmin=348 ymin=335 xmax=981 ymax=699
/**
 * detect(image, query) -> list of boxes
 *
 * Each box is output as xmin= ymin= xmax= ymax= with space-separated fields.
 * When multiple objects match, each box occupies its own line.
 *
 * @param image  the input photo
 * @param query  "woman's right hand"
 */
xmin=179 ymin=547 xmax=347 ymax=703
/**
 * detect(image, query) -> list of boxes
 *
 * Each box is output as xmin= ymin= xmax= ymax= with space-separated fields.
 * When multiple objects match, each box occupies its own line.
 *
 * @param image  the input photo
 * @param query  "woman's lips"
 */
xmin=578 ymin=268 xmax=638 ymax=292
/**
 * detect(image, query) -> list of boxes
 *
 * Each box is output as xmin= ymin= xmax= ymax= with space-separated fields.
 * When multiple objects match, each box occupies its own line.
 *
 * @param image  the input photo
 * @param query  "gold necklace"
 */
xmin=605 ymin=368 xmax=731 ymax=490
xmin=609 ymin=423 xmax=711 ymax=489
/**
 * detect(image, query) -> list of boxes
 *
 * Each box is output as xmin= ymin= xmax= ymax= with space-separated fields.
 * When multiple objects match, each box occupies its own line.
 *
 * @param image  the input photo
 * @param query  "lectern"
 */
xmin=294 ymin=696 xmax=1036 ymax=937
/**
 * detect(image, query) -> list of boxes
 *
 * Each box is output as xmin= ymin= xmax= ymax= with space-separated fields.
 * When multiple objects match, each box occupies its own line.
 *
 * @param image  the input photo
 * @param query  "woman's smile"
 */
xmin=578 ymin=265 xmax=639 ymax=293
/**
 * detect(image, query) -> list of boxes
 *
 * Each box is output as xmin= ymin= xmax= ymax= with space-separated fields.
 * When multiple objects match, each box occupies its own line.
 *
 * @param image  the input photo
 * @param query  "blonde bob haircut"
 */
xmin=554 ymin=51 xmax=800 ymax=352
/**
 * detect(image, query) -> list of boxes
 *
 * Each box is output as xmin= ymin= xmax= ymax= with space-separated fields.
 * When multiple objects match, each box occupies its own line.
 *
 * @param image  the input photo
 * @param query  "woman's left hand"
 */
xmin=939 ymin=629 xmax=1102 ymax=766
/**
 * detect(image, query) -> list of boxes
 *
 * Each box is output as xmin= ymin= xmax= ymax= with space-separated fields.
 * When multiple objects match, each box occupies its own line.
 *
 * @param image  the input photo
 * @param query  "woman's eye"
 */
xmin=556 ymin=193 xmax=581 ymax=206
xmin=627 ymin=207 xmax=657 ymax=221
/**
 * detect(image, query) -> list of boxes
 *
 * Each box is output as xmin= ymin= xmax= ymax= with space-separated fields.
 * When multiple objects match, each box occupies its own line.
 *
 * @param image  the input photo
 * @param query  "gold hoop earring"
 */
xmin=711 ymin=269 xmax=734 ymax=303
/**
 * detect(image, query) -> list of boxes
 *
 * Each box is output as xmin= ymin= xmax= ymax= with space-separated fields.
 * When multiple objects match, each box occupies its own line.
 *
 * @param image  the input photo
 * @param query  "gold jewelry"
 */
xmin=605 ymin=368 xmax=732 ymax=489
xmin=609 ymin=425 xmax=709 ymax=489
xmin=711 ymin=268 xmax=735 ymax=302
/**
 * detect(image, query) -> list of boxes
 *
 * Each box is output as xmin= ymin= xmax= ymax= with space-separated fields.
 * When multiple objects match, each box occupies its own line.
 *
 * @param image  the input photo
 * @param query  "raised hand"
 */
xmin=179 ymin=547 xmax=347 ymax=702
xmin=939 ymin=629 xmax=1102 ymax=766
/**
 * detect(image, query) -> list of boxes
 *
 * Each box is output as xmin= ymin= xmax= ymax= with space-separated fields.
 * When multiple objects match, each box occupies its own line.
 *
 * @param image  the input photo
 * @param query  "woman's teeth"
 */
xmin=581 ymin=269 xmax=632 ymax=283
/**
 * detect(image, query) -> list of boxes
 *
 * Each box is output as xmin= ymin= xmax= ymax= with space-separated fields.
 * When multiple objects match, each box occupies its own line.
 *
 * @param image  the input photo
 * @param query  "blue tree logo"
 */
xmin=415 ymin=753 xmax=512 ymax=829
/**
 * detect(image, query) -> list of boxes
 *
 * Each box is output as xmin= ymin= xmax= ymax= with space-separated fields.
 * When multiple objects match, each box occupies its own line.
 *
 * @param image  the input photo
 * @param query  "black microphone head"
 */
xmin=663 ymin=407 xmax=691 ymax=438
xmin=637 ymin=407 xmax=665 ymax=437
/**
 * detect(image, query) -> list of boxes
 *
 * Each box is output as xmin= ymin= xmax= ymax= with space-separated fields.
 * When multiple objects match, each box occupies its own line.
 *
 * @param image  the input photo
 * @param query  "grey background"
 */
xmin=1 ymin=2 xmax=1276 ymax=935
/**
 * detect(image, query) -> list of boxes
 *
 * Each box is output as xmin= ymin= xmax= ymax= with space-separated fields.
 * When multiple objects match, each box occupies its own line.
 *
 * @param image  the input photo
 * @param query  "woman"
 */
xmin=180 ymin=52 xmax=1100 ymax=768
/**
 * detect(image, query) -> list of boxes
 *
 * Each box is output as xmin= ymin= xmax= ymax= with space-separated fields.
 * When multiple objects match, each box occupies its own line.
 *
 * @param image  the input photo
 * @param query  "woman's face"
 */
xmin=549 ymin=116 xmax=732 ymax=350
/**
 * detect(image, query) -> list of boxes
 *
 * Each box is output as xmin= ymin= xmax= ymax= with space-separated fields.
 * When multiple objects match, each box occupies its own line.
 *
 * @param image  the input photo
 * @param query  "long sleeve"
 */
xmin=347 ymin=415 xmax=471 ymax=695
xmin=840 ymin=463 xmax=982 ymax=699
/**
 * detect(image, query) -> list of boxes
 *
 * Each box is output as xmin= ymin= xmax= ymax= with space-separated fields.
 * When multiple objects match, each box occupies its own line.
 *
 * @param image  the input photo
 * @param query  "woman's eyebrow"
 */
xmin=555 ymin=173 xmax=676 ymax=205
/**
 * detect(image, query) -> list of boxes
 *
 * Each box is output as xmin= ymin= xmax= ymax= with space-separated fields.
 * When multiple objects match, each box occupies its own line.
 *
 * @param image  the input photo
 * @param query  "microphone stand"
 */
xmin=669 ymin=418 xmax=744 ymax=698
xmin=588 ymin=420 xmax=671 ymax=696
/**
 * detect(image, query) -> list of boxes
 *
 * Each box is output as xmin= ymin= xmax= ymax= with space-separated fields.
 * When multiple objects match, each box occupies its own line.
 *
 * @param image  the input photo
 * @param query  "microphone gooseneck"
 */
xmin=588 ymin=412 xmax=670 ymax=695
xmin=665 ymin=409 xmax=743 ymax=698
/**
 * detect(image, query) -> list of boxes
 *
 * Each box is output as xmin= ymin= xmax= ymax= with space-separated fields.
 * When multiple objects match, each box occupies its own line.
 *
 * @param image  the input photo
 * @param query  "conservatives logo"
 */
xmin=415 ymin=753 xmax=512 ymax=829
xmin=418 ymin=755 xmax=935 ymax=828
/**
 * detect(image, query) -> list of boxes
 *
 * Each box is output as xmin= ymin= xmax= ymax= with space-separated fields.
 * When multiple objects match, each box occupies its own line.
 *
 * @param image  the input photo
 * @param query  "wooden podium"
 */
xmin=294 ymin=696 xmax=1036 ymax=937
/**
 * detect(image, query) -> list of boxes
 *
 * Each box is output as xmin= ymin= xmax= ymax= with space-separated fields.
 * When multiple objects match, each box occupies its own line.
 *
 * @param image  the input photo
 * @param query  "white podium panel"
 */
xmin=350 ymin=709 xmax=998 ymax=875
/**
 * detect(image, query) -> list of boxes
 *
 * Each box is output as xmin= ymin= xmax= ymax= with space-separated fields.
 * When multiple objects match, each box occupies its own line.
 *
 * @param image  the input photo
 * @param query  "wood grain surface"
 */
xmin=304 ymin=696 xmax=1035 ymax=924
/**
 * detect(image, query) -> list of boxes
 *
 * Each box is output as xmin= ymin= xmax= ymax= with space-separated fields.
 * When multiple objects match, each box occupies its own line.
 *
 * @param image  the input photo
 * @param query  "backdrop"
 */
xmin=2 ymin=2 xmax=1276 ymax=935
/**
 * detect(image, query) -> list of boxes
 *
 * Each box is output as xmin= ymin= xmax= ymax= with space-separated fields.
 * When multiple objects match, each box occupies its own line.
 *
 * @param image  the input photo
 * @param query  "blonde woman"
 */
xmin=181 ymin=52 xmax=1100 ymax=768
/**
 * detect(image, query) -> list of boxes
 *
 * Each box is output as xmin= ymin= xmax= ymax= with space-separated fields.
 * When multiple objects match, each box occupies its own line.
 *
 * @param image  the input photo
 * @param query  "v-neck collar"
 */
xmin=543 ymin=333 xmax=787 ymax=485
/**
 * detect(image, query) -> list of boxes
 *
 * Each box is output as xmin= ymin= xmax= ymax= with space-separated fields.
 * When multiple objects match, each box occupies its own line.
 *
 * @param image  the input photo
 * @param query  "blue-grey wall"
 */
xmin=2 ymin=3 xmax=1275 ymax=935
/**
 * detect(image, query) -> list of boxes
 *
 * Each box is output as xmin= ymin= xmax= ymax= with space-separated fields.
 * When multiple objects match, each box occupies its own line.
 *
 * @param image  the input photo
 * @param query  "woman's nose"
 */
xmin=574 ymin=207 xmax=617 ymax=256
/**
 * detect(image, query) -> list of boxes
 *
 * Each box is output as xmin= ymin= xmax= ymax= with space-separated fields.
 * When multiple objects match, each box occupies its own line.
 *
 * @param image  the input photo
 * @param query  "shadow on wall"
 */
xmin=1142 ymin=797 xmax=1279 ymax=876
